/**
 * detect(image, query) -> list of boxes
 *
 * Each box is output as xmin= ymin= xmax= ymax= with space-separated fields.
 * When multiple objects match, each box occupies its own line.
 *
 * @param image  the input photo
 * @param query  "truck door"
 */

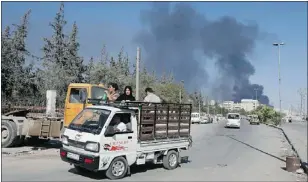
xmin=64 ymin=87 xmax=88 ymax=127
xmin=103 ymin=112 xmax=137 ymax=165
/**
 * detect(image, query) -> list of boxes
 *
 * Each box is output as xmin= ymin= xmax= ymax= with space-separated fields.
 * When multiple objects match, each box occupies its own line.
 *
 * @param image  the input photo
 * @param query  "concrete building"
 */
xmin=233 ymin=103 xmax=242 ymax=110
xmin=220 ymin=99 xmax=260 ymax=112
xmin=220 ymin=101 xmax=234 ymax=110
xmin=240 ymin=99 xmax=260 ymax=112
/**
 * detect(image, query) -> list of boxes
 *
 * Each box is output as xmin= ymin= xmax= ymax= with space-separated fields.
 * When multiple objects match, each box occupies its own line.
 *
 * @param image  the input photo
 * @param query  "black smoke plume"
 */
xmin=134 ymin=2 xmax=270 ymax=105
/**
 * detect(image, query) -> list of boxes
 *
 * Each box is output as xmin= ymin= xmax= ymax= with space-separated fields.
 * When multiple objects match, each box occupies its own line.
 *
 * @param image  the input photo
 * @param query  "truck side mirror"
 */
xmin=79 ymin=88 xmax=87 ymax=104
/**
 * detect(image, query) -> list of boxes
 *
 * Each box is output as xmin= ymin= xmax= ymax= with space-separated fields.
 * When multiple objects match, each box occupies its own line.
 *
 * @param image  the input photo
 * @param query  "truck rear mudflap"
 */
xmin=60 ymin=148 xmax=99 ymax=171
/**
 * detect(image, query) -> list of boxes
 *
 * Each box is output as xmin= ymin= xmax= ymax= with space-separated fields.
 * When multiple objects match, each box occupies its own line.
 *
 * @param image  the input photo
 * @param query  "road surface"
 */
xmin=2 ymin=120 xmax=307 ymax=181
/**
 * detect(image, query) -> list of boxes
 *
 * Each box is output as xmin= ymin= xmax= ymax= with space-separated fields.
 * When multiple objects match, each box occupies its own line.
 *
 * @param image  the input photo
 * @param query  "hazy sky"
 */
xmin=2 ymin=1 xmax=307 ymax=110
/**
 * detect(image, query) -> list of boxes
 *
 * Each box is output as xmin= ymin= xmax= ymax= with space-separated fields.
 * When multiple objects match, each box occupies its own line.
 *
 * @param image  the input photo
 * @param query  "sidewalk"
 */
xmin=281 ymin=122 xmax=307 ymax=164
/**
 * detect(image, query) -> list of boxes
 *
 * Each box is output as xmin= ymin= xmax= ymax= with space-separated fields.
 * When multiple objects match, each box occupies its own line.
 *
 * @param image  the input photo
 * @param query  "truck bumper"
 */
xmin=60 ymin=148 xmax=100 ymax=171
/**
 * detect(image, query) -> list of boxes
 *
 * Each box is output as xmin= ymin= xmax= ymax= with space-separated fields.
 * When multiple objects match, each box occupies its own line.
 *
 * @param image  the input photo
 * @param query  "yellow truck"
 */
xmin=1 ymin=83 xmax=107 ymax=148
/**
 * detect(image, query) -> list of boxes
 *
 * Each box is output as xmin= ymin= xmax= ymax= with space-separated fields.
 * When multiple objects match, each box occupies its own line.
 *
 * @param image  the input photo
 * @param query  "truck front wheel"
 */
xmin=163 ymin=150 xmax=179 ymax=170
xmin=105 ymin=157 xmax=128 ymax=180
xmin=2 ymin=120 xmax=18 ymax=148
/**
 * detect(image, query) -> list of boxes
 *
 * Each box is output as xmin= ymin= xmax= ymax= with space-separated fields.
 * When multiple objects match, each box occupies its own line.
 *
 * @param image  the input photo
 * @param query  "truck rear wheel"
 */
xmin=2 ymin=120 xmax=18 ymax=148
xmin=163 ymin=150 xmax=179 ymax=170
xmin=105 ymin=157 xmax=128 ymax=180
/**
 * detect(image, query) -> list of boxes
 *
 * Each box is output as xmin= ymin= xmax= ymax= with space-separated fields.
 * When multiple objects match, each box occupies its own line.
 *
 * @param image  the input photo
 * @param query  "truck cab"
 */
xmin=64 ymin=83 xmax=107 ymax=127
xmin=60 ymin=102 xmax=193 ymax=180
xmin=1 ymin=83 xmax=108 ymax=148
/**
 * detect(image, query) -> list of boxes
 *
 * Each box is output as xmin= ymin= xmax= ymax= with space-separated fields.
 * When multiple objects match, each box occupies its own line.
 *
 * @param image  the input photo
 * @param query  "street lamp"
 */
xmin=254 ymin=88 xmax=258 ymax=101
xmin=179 ymin=80 xmax=184 ymax=103
xmin=273 ymin=42 xmax=284 ymax=125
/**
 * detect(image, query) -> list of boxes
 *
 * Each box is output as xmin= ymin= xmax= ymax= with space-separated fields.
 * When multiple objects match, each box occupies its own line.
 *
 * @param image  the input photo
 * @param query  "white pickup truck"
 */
xmin=60 ymin=101 xmax=193 ymax=180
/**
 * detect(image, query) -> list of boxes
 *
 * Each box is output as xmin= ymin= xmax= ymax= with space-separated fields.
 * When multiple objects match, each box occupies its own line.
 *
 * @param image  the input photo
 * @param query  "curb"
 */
xmin=265 ymin=123 xmax=308 ymax=174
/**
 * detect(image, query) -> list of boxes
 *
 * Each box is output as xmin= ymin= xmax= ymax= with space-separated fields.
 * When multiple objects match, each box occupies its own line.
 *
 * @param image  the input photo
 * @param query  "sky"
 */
xmin=1 ymin=1 xmax=307 ymax=110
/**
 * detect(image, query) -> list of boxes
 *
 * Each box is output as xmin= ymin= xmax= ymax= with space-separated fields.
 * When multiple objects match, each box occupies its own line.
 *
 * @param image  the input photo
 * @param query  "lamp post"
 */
xmin=273 ymin=42 xmax=284 ymax=125
xmin=136 ymin=47 xmax=140 ymax=101
xmin=298 ymin=88 xmax=307 ymax=118
xmin=254 ymin=88 xmax=258 ymax=101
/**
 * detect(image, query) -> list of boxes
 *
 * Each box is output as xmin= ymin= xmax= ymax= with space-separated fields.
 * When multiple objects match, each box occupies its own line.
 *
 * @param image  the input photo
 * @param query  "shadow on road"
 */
xmin=68 ymin=163 xmax=163 ymax=180
xmin=68 ymin=156 xmax=191 ymax=180
xmin=224 ymin=126 xmax=240 ymax=129
xmin=68 ymin=167 xmax=106 ymax=180
xmin=27 ymin=139 xmax=62 ymax=151
xmin=226 ymin=136 xmax=286 ymax=163
xmin=2 ymin=139 xmax=62 ymax=156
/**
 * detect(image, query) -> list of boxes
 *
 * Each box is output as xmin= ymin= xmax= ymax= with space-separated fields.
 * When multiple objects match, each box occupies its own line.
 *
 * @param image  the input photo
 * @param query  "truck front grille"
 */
xmin=67 ymin=139 xmax=85 ymax=149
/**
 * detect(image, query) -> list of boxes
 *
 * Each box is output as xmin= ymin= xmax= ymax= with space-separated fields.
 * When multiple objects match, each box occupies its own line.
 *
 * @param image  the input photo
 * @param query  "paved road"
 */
xmin=281 ymin=121 xmax=307 ymax=163
xmin=2 ymin=120 xmax=307 ymax=181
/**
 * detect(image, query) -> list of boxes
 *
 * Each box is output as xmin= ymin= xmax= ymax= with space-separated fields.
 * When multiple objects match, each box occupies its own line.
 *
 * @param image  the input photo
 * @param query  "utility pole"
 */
xmin=136 ymin=47 xmax=140 ymax=101
xmin=254 ymin=88 xmax=258 ymax=101
xmin=219 ymin=100 xmax=222 ymax=115
xmin=207 ymin=97 xmax=210 ymax=115
xmin=298 ymin=88 xmax=307 ymax=118
xmin=198 ymin=93 xmax=201 ymax=114
xmin=179 ymin=80 xmax=184 ymax=103
xmin=273 ymin=42 xmax=284 ymax=125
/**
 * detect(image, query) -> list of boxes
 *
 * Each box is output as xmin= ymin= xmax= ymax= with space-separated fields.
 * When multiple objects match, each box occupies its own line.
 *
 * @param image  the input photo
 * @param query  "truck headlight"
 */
xmin=61 ymin=135 xmax=68 ymax=145
xmin=85 ymin=142 xmax=100 ymax=152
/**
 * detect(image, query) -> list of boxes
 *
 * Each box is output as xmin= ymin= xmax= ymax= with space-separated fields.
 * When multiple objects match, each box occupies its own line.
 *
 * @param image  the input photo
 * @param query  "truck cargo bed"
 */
xmin=138 ymin=138 xmax=190 ymax=153
xmin=135 ymin=103 xmax=192 ymax=141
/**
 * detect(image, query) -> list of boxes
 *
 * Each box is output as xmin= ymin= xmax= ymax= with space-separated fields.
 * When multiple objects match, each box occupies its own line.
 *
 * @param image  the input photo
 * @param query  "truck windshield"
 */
xmin=68 ymin=108 xmax=111 ymax=134
xmin=91 ymin=86 xmax=107 ymax=100
xmin=228 ymin=114 xmax=240 ymax=119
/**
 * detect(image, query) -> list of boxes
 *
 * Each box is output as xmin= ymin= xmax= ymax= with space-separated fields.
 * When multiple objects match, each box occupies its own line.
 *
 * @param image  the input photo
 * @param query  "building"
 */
xmin=220 ymin=101 xmax=234 ymax=110
xmin=240 ymin=99 xmax=260 ymax=112
xmin=233 ymin=103 xmax=242 ymax=110
xmin=210 ymin=100 xmax=216 ymax=106
xmin=220 ymin=99 xmax=260 ymax=112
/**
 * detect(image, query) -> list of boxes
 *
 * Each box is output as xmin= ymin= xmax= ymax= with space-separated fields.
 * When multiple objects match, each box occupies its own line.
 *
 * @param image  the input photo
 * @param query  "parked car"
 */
xmin=200 ymin=116 xmax=212 ymax=124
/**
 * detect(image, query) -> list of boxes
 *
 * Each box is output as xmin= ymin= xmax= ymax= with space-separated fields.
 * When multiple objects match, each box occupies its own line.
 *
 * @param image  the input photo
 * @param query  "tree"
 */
xmin=65 ymin=22 xmax=86 ymax=83
xmin=40 ymin=2 xmax=69 ymax=105
xmin=1 ymin=3 xmax=194 ymax=108
xmin=84 ymin=57 xmax=95 ymax=83
xmin=1 ymin=10 xmax=34 ymax=101
xmin=251 ymin=105 xmax=284 ymax=125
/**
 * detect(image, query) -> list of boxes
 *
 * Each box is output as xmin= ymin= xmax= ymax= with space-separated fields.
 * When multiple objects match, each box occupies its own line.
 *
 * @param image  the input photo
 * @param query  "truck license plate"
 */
xmin=67 ymin=152 xmax=80 ymax=160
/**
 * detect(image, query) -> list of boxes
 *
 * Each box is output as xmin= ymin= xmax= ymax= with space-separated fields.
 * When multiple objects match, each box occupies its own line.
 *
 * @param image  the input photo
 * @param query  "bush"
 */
xmin=250 ymin=105 xmax=283 ymax=125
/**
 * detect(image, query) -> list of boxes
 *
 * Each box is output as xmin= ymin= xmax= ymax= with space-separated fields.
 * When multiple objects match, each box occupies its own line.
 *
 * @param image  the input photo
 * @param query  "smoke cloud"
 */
xmin=134 ymin=2 xmax=270 ymax=105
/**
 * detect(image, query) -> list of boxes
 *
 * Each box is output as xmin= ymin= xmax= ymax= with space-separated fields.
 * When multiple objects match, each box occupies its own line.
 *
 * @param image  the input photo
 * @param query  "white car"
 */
xmin=191 ymin=112 xmax=201 ymax=124
xmin=225 ymin=113 xmax=241 ymax=128
xmin=200 ymin=117 xmax=210 ymax=124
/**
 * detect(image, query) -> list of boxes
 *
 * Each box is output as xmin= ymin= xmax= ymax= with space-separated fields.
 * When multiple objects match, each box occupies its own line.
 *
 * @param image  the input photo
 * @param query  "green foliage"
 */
xmin=250 ymin=105 xmax=283 ymax=125
xmin=1 ymin=9 xmax=35 ymax=102
xmin=1 ymin=4 xmax=190 ymax=107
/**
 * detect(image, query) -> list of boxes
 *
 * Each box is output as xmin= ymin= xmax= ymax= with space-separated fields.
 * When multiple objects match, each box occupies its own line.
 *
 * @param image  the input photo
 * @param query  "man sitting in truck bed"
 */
xmin=144 ymin=87 xmax=161 ymax=103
